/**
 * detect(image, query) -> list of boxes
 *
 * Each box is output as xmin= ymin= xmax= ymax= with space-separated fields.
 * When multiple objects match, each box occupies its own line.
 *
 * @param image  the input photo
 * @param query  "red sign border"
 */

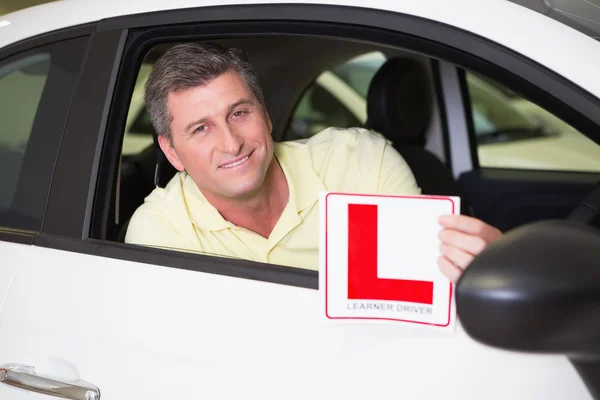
xmin=325 ymin=192 xmax=455 ymax=327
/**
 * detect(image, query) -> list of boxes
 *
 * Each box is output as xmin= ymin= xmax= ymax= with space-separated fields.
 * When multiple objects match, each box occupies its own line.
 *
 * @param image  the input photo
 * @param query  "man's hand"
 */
xmin=437 ymin=215 xmax=502 ymax=283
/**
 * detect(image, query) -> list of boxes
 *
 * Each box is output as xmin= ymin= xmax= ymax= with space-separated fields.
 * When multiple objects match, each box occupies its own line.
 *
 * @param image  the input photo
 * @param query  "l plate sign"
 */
xmin=319 ymin=192 xmax=460 ymax=330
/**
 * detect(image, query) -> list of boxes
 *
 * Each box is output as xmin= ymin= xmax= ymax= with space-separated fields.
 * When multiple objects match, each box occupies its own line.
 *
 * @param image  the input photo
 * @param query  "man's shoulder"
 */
xmin=278 ymin=127 xmax=389 ymax=166
xmin=130 ymin=171 xmax=187 ymax=217
xmin=125 ymin=171 xmax=190 ymax=244
xmin=285 ymin=127 xmax=389 ymax=148
xmin=276 ymin=127 xmax=394 ymax=193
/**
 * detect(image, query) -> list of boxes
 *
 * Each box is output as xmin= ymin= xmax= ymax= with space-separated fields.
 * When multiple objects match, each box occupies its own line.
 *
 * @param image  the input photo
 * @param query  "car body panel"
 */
xmin=1 ymin=0 xmax=600 ymax=100
xmin=0 ymin=244 xmax=593 ymax=399
xmin=0 ymin=241 xmax=25 ymax=318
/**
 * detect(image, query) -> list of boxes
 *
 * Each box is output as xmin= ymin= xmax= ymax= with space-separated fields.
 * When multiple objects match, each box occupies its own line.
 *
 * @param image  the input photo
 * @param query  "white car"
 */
xmin=1 ymin=1 xmax=600 ymax=399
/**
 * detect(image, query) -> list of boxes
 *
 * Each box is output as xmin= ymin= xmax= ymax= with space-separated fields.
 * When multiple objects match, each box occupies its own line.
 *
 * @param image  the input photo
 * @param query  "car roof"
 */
xmin=2 ymin=0 xmax=600 ymax=100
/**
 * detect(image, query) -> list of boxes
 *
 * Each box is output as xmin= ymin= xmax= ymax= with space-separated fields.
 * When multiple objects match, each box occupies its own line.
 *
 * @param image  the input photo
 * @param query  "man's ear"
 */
xmin=157 ymin=135 xmax=185 ymax=171
xmin=263 ymin=104 xmax=273 ymax=134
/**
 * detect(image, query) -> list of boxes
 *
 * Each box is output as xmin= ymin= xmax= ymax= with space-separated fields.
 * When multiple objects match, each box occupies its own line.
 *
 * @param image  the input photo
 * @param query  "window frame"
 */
xmin=37 ymin=4 xmax=600 ymax=290
xmin=0 ymin=25 xmax=93 ymax=243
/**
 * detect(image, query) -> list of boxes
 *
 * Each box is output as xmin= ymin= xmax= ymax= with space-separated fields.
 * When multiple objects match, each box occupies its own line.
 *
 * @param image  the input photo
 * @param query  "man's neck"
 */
xmin=202 ymin=158 xmax=289 ymax=238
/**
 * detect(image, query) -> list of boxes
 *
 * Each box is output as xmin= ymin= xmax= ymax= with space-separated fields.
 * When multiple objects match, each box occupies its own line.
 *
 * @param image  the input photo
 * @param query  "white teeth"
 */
xmin=221 ymin=155 xmax=249 ymax=168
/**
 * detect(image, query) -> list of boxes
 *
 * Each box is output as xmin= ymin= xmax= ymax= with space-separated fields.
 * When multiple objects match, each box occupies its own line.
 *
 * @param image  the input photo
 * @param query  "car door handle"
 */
xmin=0 ymin=363 xmax=100 ymax=400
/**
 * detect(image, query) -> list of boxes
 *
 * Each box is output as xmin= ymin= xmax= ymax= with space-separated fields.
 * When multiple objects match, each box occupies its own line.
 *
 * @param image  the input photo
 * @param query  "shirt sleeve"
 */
xmin=376 ymin=142 xmax=422 ymax=195
xmin=125 ymin=205 xmax=187 ymax=251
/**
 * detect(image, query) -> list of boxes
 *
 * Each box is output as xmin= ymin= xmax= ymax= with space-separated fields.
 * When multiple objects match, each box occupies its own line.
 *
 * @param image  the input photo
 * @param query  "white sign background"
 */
xmin=320 ymin=192 xmax=460 ymax=330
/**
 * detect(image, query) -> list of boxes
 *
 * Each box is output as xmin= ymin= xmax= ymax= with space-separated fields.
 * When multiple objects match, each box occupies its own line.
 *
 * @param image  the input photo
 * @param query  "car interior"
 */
xmin=102 ymin=33 xmax=600 ymax=254
xmin=112 ymin=36 xmax=453 ymax=242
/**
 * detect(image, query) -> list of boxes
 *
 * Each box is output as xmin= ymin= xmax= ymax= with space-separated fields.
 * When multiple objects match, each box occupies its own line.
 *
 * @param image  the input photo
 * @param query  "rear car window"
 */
xmin=0 ymin=37 xmax=88 ymax=231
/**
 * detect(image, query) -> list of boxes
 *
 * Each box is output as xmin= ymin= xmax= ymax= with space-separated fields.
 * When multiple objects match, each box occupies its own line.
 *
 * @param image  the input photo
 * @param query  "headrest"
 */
xmin=366 ymin=57 xmax=431 ymax=146
xmin=152 ymin=131 xmax=178 ymax=188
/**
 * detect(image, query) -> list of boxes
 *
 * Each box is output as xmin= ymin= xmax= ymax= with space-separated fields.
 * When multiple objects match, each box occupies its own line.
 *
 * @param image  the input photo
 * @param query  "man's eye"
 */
xmin=194 ymin=126 xmax=206 ymax=134
xmin=232 ymin=110 xmax=246 ymax=118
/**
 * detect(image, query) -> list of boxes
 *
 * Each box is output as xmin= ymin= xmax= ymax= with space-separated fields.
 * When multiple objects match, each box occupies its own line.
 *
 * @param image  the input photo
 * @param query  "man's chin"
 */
xmin=221 ymin=180 xmax=264 ymax=200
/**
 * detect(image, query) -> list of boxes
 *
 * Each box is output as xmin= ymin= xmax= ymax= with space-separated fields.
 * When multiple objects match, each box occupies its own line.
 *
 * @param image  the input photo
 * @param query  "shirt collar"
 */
xmin=183 ymin=141 xmax=325 ymax=232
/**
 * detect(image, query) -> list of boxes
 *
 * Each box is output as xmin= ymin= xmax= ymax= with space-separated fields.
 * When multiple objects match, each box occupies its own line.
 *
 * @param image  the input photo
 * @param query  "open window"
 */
xmin=86 ymin=13 xmax=600 ymax=272
xmin=111 ymin=36 xmax=447 ymax=250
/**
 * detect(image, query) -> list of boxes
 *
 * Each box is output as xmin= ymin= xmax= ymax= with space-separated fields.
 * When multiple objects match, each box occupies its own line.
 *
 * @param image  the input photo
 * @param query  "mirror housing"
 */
xmin=456 ymin=219 xmax=600 ymax=358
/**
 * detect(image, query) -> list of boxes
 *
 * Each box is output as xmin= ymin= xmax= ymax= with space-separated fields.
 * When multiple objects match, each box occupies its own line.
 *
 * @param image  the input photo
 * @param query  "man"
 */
xmin=126 ymin=42 xmax=502 ymax=282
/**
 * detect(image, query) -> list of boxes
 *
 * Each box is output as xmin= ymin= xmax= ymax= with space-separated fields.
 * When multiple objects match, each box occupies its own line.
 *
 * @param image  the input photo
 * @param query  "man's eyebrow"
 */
xmin=227 ymin=99 xmax=255 ymax=114
xmin=184 ymin=117 xmax=209 ymax=133
xmin=183 ymin=99 xmax=256 ymax=133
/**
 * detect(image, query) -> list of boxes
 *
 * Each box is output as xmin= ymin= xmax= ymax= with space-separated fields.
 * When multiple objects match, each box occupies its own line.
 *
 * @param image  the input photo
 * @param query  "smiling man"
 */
xmin=125 ymin=42 xmax=501 ymax=282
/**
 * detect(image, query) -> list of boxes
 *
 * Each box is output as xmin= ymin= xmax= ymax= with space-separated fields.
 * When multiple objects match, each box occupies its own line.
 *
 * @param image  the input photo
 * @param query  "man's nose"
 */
xmin=219 ymin=124 xmax=243 ymax=155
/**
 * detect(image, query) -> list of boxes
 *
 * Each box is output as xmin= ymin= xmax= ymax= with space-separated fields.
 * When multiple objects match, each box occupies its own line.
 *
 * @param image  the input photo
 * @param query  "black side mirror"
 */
xmin=456 ymin=219 xmax=600 ymax=399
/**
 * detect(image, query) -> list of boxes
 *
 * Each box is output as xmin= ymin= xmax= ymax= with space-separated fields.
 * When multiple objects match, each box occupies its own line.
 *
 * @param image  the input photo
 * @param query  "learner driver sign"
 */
xmin=319 ymin=192 xmax=460 ymax=330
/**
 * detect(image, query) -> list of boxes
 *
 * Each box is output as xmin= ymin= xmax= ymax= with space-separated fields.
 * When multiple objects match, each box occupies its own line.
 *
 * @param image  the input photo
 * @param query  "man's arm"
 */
xmin=125 ymin=206 xmax=187 ymax=251
xmin=376 ymin=142 xmax=421 ymax=195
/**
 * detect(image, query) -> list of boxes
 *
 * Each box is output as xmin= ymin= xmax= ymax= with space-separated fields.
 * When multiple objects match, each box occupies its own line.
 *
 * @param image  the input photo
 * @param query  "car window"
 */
xmin=466 ymin=71 xmax=600 ymax=172
xmin=331 ymin=51 xmax=386 ymax=97
xmin=286 ymin=82 xmax=361 ymax=139
xmin=0 ymin=37 xmax=88 ymax=231
xmin=110 ymin=43 xmax=427 ymax=264
xmin=0 ymin=54 xmax=50 ymax=216
xmin=284 ymin=52 xmax=385 ymax=140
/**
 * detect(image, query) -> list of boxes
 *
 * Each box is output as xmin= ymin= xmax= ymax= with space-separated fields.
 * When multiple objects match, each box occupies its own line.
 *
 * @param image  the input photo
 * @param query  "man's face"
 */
xmin=159 ymin=70 xmax=274 ymax=199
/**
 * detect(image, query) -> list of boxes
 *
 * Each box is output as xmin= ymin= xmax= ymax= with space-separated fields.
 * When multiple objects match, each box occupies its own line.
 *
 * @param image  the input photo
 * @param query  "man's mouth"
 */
xmin=219 ymin=150 xmax=254 ymax=169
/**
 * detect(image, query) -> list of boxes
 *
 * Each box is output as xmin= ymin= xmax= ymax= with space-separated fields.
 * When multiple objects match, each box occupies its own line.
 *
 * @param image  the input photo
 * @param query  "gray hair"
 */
xmin=144 ymin=42 xmax=265 ymax=143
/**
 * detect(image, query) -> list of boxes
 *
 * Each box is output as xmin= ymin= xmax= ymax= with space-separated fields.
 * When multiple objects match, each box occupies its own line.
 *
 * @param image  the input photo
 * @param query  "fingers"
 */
xmin=437 ymin=214 xmax=503 ymax=282
xmin=437 ymin=256 xmax=462 ymax=283
xmin=439 ymin=243 xmax=474 ymax=269
xmin=438 ymin=214 xmax=502 ymax=244
xmin=438 ymin=229 xmax=489 ymax=256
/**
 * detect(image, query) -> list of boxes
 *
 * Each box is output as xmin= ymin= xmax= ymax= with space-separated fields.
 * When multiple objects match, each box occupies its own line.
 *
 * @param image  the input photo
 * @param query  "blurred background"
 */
xmin=0 ymin=0 xmax=52 ymax=15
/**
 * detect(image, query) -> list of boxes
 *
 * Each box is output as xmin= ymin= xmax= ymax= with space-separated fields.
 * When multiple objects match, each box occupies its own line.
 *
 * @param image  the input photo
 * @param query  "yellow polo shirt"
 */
xmin=125 ymin=127 xmax=421 ymax=270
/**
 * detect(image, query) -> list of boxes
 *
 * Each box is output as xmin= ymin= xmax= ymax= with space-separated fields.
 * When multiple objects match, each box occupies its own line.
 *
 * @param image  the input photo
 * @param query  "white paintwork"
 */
xmin=1 ymin=0 xmax=600 ymax=100
xmin=0 ymin=241 xmax=25 ymax=317
xmin=0 ymin=245 xmax=592 ymax=399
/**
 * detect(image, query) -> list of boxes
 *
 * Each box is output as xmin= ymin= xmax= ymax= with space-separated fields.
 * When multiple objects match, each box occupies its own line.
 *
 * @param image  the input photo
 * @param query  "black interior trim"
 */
xmin=430 ymin=59 xmax=452 ymax=169
xmin=458 ymin=168 xmax=600 ymax=230
xmin=456 ymin=67 xmax=480 ymax=169
xmin=34 ymin=234 xmax=318 ymax=290
xmin=0 ymin=229 xmax=35 ymax=245
xmin=469 ymin=168 xmax=600 ymax=184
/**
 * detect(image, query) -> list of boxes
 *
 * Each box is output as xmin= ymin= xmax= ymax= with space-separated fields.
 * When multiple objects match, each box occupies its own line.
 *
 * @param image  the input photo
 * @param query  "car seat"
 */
xmin=365 ymin=57 xmax=468 ymax=214
xmin=116 ymin=132 xmax=177 ymax=242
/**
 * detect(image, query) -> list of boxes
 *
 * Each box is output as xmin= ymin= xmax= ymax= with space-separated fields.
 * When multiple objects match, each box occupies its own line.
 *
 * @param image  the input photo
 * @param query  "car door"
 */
xmin=0 ymin=4 xmax=596 ymax=400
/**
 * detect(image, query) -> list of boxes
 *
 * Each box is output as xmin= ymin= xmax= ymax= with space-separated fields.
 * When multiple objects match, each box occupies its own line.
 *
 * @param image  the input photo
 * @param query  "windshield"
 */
xmin=330 ymin=52 xmax=386 ymax=98
xmin=466 ymin=73 xmax=547 ymax=143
